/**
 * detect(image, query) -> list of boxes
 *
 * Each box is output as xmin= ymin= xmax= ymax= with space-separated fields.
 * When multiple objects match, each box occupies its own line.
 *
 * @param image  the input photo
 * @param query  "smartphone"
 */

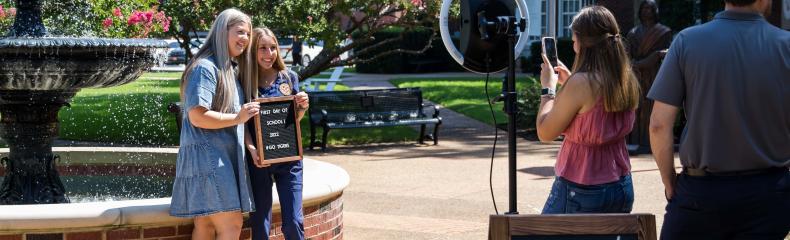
xmin=542 ymin=37 xmax=558 ymax=68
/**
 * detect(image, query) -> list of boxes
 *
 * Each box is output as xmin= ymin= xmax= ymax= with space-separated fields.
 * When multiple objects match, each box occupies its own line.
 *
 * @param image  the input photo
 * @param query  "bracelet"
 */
xmin=541 ymin=94 xmax=555 ymax=100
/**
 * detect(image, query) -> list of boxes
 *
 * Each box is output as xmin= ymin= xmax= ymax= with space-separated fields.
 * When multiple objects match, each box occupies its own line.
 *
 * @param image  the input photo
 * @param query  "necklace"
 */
xmin=258 ymin=72 xmax=277 ymax=88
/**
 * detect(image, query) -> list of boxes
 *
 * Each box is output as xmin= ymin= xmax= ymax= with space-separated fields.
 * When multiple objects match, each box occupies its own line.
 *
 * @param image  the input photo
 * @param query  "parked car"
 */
xmin=299 ymin=40 xmax=324 ymax=66
xmin=278 ymin=37 xmax=295 ymax=64
xmin=165 ymin=38 xmax=205 ymax=65
xmin=164 ymin=40 xmax=184 ymax=65
xmin=277 ymin=37 xmax=354 ymax=66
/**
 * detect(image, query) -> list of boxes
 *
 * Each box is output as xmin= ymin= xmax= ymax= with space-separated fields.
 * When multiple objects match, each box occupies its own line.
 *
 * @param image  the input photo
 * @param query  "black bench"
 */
xmin=308 ymin=88 xmax=442 ymax=151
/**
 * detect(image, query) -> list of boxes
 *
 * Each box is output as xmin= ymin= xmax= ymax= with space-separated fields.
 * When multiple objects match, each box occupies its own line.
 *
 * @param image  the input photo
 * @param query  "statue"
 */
xmin=626 ymin=0 xmax=672 ymax=154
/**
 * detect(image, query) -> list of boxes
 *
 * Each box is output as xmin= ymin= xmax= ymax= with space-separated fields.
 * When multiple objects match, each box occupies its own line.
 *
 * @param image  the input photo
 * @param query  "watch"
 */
xmin=541 ymin=87 xmax=556 ymax=96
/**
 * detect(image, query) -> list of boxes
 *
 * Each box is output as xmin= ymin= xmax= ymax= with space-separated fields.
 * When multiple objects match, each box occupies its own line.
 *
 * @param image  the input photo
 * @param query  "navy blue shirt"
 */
xmin=258 ymin=70 xmax=300 ymax=98
xmin=246 ymin=70 xmax=301 ymax=151
xmin=648 ymin=11 xmax=790 ymax=172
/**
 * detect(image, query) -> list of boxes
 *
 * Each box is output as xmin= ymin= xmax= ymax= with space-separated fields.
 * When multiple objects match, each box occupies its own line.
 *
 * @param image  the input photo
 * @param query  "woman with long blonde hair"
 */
xmin=170 ymin=9 xmax=260 ymax=240
xmin=535 ymin=6 xmax=640 ymax=214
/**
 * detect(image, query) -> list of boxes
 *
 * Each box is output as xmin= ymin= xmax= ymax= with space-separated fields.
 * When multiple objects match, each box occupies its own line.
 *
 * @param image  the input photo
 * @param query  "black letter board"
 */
xmin=253 ymin=95 xmax=303 ymax=164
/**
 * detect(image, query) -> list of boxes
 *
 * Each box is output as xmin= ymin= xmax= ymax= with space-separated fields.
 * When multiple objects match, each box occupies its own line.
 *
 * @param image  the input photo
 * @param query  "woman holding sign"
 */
xmin=169 ymin=9 xmax=260 ymax=240
xmin=240 ymin=27 xmax=309 ymax=240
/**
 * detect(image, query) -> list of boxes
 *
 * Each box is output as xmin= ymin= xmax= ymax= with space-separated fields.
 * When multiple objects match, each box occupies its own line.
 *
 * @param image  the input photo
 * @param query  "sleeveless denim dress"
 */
xmin=170 ymin=57 xmax=255 ymax=217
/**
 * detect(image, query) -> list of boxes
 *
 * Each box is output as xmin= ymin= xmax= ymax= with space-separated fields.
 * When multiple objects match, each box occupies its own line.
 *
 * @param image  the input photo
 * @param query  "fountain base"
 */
xmin=0 ymin=90 xmax=74 ymax=204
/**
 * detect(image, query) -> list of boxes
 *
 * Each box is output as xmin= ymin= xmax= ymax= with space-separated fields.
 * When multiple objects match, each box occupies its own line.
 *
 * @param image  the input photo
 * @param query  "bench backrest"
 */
xmin=308 ymin=88 xmax=425 ymax=123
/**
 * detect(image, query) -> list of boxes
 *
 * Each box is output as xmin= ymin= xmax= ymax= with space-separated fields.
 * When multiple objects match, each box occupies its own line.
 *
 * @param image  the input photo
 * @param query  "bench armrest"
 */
xmin=320 ymin=109 xmax=329 ymax=123
xmin=421 ymin=103 xmax=440 ymax=118
xmin=168 ymin=102 xmax=182 ymax=113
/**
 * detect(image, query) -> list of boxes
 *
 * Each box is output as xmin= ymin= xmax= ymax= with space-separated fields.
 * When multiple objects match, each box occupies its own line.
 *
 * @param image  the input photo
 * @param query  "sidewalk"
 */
xmin=304 ymin=76 xmax=676 ymax=239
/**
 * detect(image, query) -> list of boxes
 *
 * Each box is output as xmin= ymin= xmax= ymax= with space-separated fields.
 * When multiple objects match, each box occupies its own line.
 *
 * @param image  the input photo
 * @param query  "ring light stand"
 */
xmin=440 ymin=0 xmax=529 ymax=215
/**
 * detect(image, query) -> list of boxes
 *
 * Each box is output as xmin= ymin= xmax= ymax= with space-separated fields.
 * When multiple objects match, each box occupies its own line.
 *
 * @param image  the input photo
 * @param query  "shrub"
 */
xmin=354 ymin=27 xmax=463 ymax=74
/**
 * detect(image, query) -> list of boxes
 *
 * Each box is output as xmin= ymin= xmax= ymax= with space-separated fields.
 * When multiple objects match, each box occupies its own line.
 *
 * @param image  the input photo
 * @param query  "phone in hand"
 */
xmin=542 ymin=37 xmax=559 ymax=68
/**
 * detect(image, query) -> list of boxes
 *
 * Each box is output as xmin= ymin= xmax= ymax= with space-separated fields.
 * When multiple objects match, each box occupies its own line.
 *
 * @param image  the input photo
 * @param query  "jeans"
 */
xmin=249 ymin=161 xmax=304 ymax=240
xmin=542 ymin=175 xmax=634 ymax=214
xmin=660 ymin=169 xmax=790 ymax=240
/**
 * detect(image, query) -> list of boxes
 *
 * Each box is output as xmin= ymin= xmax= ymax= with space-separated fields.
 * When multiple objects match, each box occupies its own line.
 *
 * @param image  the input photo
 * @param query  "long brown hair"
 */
xmin=180 ymin=8 xmax=251 ymax=113
xmin=239 ymin=27 xmax=288 ymax=102
xmin=570 ymin=6 xmax=640 ymax=112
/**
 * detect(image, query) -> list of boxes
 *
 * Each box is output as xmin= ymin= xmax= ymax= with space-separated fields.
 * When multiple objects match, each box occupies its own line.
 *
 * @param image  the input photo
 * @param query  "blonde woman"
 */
xmin=536 ymin=6 xmax=640 ymax=214
xmin=169 ymin=9 xmax=259 ymax=240
xmin=240 ymin=27 xmax=309 ymax=240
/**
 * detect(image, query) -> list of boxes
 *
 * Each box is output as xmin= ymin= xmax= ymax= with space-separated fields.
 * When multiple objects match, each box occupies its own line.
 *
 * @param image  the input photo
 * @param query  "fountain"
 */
xmin=0 ymin=0 xmax=166 ymax=204
xmin=0 ymin=1 xmax=349 ymax=239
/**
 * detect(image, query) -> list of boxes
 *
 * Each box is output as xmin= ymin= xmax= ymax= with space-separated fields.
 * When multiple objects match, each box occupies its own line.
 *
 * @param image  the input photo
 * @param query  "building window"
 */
xmin=541 ymin=0 xmax=547 ymax=35
xmin=558 ymin=0 xmax=592 ymax=37
xmin=543 ymin=0 xmax=592 ymax=37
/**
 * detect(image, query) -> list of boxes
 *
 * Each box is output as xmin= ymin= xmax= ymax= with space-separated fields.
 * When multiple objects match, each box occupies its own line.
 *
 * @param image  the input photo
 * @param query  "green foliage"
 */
xmin=42 ymin=0 xmax=95 ymax=36
xmin=0 ymin=0 xmax=97 ymax=36
xmin=0 ymin=0 xmax=169 ymax=38
xmin=390 ymin=77 xmax=541 ymax=129
xmin=92 ymin=0 xmax=170 ymax=38
xmin=245 ymin=0 xmax=443 ymax=48
xmin=0 ymin=2 xmax=14 ymax=32
xmin=159 ymin=0 xmax=221 ymax=37
xmin=243 ymin=0 xmax=332 ymax=40
xmin=354 ymin=27 xmax=462 ymax=73
xmin=241 ymin=0 xmax=449 ymax=78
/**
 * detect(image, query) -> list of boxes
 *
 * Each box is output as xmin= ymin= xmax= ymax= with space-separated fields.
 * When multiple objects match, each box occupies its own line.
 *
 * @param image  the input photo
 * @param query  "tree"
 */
xmin=159 ymin=0 xmax=234 ymax=60
xmin=0 ymin=0 xmax=169 ymax=38
xmin=242 ymin=0 xmax=454 ymax=79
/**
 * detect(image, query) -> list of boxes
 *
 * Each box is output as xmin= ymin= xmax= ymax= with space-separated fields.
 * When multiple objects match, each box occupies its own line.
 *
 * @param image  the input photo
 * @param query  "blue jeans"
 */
xmin=542 ymin=175 xmax=634 ymax=214
xmin=249 ymin=161 xmax=304 ymax=240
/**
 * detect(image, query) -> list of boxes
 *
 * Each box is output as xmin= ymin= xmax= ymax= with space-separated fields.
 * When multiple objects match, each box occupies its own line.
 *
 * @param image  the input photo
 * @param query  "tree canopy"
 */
xmin=0 ymin=0 xmax=461 ymax=78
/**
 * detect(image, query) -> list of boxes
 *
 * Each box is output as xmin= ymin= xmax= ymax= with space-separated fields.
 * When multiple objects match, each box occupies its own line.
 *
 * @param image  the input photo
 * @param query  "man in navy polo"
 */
xmin=647 ymin=0 xmax=790 ymax=238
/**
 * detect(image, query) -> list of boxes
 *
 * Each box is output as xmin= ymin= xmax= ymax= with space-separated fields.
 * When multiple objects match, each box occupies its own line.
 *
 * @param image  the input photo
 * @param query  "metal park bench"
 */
xmin=307 ymin=88 xmax=442 ymax=151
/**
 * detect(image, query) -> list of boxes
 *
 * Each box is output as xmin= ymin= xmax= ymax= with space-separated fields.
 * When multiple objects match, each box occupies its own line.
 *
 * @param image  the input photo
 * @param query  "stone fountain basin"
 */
xmin=0 ymin=147 xmax=348 ymax=240
xmin=0 ymin=37 xmax=167 ymax=90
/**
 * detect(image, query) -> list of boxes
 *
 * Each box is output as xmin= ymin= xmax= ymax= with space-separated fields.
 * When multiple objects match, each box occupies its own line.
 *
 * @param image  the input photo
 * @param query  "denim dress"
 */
xmin=170 ymin=57 xmax=255 ymax=217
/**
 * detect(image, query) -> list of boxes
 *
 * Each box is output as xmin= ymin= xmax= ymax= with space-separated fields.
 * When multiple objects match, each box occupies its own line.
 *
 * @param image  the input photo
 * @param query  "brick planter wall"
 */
xmin=0 ymin=195 xmax=343 ymax=240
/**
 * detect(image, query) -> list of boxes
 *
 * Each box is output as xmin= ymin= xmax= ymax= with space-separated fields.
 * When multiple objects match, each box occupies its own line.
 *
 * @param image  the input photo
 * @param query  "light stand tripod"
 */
xmin=478 ymin=15 xmax=526 ymax=214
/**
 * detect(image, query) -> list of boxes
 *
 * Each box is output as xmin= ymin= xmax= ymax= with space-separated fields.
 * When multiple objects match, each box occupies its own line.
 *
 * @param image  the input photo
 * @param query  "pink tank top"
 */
xmin=555 ymin=99 xmax=635 ymax=185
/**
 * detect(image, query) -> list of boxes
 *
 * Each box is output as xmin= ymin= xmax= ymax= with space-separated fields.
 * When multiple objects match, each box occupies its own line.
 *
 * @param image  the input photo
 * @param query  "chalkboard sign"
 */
xmin=253 ymin=95 xmax=303 ymax=164
xmin=489 ymin=214 xmax=656 ymax=240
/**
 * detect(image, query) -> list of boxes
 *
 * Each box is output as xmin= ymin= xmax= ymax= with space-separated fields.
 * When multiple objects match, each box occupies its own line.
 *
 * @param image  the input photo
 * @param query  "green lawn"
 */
xmin=390 ymin=77 xmax=541 ymax=126
xmin=59 ymin=80 xmax=181 ymax=145
xmin=139 ymin=72 xmax=183 ymax=80
xmin=57 ymin=76 xmax=415 ymax=147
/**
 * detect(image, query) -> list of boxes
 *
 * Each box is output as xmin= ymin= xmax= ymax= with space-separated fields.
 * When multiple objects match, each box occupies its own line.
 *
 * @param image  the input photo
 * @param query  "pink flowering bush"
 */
xmin=0 ymin=4 xmax=17 ymax=32
xmin=100 ymin=7 xmax=171 ymax=38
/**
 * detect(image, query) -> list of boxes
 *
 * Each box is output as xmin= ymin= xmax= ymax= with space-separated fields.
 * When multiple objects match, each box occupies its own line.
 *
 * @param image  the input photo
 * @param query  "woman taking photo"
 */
xmin=240 ymin=27 xmax=310 ymax=240
xmin=536 ymin=6 xmax=640 ymax=214
xmin=169 ymin=8 xmax=259 ymax=240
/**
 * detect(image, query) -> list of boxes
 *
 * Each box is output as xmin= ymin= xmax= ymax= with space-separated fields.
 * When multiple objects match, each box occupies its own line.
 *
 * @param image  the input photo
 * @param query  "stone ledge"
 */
xmin=0 ymin=148 xmax=349 ymax=232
